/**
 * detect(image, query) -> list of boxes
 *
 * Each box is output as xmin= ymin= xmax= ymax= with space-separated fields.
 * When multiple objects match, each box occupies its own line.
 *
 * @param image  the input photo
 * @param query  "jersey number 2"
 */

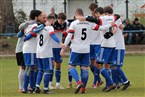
xmin=81 ymin=28 xmax=87 ymax=40
xmin=39 ymin=34 xmax=43 ymax=46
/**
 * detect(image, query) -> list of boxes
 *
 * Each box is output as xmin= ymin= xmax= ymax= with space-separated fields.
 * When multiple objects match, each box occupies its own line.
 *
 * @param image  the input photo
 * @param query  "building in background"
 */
xmin=12 ymin=0 xmax=145 ymax=20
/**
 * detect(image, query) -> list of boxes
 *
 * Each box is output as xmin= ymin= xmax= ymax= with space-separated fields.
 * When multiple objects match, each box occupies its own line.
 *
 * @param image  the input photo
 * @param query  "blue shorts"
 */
xmin=23 ymin=53 xmax=37 ymax=66
xmin=111 ymin=49 xmax=125 ymax=67
xmin=96 ymin=47 xmax=115 ymax=64
xmin=90 ymin=45 xmax=101 ymax=59
xmin=37 ymin=58 xmax=53 ymax=71
xmin=69 ymin=52 xmax=90 ymax=66
xmin=52 ymin=48 xmax=62 ymax=63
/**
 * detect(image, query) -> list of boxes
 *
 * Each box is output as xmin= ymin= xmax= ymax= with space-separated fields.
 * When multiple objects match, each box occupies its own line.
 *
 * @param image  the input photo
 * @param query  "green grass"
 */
xmin=0 ymin=55 xmax=145 ymax=97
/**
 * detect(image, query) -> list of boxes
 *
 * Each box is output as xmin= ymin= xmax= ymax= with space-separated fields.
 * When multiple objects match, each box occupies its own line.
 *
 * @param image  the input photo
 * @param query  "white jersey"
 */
xmin=69 ymin=20 xmax=98 ymax=53
xmin=99 ymin=15 xmax=116 ymax=48
xmin=85 ymin=16 xmax=101 ymax=45
xmin=36 ymin=26 xmax=54 ymax=58
xmin=114 ymin=19 xmax=125 ymax=50
xmin=23 ymin=22 xmax=38 ymax=53
xmin=91 ymin=30 xmax=102 ymax=45
xmin=15 ymin=36 xmax=24 ymax=53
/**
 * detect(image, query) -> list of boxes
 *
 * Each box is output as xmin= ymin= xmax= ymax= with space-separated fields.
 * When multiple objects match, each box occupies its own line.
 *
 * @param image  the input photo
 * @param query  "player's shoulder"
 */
xmin=45 ymin=26 xmax=54 ymax=30
xmin=70 ymin=20 xmax=79 ymax=26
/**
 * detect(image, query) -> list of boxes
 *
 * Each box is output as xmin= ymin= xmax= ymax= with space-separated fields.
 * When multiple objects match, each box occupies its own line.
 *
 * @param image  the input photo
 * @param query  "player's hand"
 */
xmin=60 ymin=48 xmax=65 ymax=56
xmin=110 ymin=21 xmax=115 ymax=27
xmin=104 ymin=32 xmax=113 ymax=39
xmin=76 ymin=16 xmax=86 ymax=21
xmin=119 ymin=24 xmax=124 ymax=30
xmin=59 ymin=42 xmax=66 ymax=49
xmin=45 ymin=21 xmax=50 ymax=26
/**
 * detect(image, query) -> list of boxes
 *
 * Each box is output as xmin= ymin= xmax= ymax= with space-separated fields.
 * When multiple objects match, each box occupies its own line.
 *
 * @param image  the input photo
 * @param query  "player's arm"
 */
xmin=77 ymin=16 xmax=101 ymax=25
xmin=114 ymin=14 xmax=120 ymax=21
xmin=104 ymin=24 xmax=118 ymax=39
xmin=18 ymin=21 xmax=30 ymax=30
xmin=24 ymin=24 xmax=46 ymax=41
xmin=49 ymin=27 xmax=65 ymax=48
xmin=60 ymin=30 xmax=74 ymax=56
xmin=64 ymin=31 xmax=73 ymax=46
xmin=17 ymin=30 xmax=24 ymax=37
xmin=32 ymin=24 xmax=46 ymax=34
xmin=98 ymin=21 xmax=116 ymax=31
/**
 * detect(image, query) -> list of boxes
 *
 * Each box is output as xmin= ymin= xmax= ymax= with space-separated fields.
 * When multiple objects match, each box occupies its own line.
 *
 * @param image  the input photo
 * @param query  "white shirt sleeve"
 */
xmin=64 ymin=33 xmax=73 ymax=46
xmin=98 ymin=24 xmax=111 ymax=31
xmin=49 ymin=26 xmax=55 ymax=35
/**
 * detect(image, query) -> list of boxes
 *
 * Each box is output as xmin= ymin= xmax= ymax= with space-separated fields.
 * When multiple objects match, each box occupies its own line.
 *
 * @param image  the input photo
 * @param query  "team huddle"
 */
xmin=15 ymin=3 xmax=131 ymax=94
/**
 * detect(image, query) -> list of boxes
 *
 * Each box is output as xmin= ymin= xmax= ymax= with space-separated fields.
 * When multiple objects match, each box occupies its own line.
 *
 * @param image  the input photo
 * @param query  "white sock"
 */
xmin=124 ymin=80 xmax=129 ymax=84
xmin=18 ymin=68 xmax=25 ymax=89
xmin=56 ymin=83 xmax=60 ymax=86
xmin=49 ymin=81 xmax=53 ymax=85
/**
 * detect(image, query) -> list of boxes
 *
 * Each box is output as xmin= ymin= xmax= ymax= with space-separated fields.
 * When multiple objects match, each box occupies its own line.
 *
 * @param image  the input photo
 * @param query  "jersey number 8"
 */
xmin=39 ymin=34 xmax=43 ymax=46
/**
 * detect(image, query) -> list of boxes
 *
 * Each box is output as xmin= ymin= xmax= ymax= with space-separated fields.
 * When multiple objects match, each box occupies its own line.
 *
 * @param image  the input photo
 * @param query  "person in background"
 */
xmin=132 ymin=18 xmax=145 ymax=44
xmin=123 ymin=19 xmax=133 ymax=44
xmin=50 ymin=7 xmax=58 ymax=19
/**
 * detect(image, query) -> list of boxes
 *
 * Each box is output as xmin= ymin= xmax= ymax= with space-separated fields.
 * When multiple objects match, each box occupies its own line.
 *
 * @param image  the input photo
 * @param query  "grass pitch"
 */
xmin=0 ymin=55 xmax=145 ymax=97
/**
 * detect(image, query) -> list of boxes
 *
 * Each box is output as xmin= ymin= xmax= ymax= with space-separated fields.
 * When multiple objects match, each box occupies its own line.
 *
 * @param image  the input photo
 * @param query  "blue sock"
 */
xmin=44 ymin=71 xmax=51 ymax=90
xmin=30 ymin=70 xmax=35 ymax=90
xmin=117 ymin=75 xmax=123 ymax=84
xmin=90 ymin=65 xmax=95 ymax=73
xmin=111 ymin=68 xmax=118 ymax=85
xmin=100 ymin=68 xmax=113 ymax=85
xmin=36 ymin=71 xmax=43 ymax=87
xmin=115 ymin=67 xmax=128 ymax=82
xmin=49 ymin=70 xmax=54 ymax=82
xmin=106 ymin=69 xmax=112 ymax=77
xmin=23 ymin=74 xmax=29 ymax=91
xmin=68 ymin=71 xmax=72 ymax=83
xmin=34 ymin=70 xmax=38 ymax=87
xmin=69 ymin=68 xmax=79 ymax=83
xmin=55 ymin=69 xmax=61 ymax=83
xmin=81 ymin=69 xmax=89 ymax=88
xmin=93 ymin=67 xmax=101 ymax=84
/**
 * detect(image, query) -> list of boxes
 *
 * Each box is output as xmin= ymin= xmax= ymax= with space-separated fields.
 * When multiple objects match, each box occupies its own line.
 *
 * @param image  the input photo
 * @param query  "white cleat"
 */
xmin=49 ymin=84 xmax=55 ymax=90
xmin=55 ymin=85 xmax=65 ymax=89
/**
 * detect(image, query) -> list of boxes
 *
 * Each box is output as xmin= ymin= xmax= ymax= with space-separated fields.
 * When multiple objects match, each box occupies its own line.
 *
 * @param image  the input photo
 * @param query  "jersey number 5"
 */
xmin=81 ymin=28 xmax=87 ymax=40
xmin=39 ymin=34 xmax=43 ymax=46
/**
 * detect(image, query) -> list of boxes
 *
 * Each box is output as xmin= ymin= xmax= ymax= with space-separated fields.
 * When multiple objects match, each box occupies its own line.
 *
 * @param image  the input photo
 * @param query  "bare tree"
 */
xmin=0 ymin=0 xmax=15 ymax=33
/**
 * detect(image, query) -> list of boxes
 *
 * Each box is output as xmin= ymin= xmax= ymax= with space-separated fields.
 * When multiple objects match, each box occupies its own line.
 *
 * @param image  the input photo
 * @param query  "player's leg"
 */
xmin=22 ymin=53 xmax=31 ymax=93
xmin=68 ymin=52 xmax=83 ymax=94
xmin=94 ymin=45 xmax=103 ymax=88
xmin=105 ymin=64 xmax=111 ymax=77
xmin=49 ymin=60 xmax=55 ymax=89
xmin=80 ymin=53 xmax=90 ymax=93
xmin=29 ymin=53 xmax=37 ymax=92
xmin=34 ymin=58 xmax=43 ymax=93
xmin=49 ymin=49 xmax=55 ymax=89
xmin=113 ymin=49 xmax=131 ymax=90
xmin=67 ymin=49 xmax=73 ymax=88
xmin=67 ymin=70 xmax=73 ymax=88
xmin=96 ymin=48 xmax=115 ymax=92
xmin=16 ymin=52 xmax=25 ymax=92
xmin=43 ymin=58 xmax=54 ymax=94
xmin=54 ymin=48 xmax=64 ymax=89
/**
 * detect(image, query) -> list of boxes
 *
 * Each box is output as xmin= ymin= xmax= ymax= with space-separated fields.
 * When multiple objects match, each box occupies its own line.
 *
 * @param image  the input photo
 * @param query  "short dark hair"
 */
xmin=75 ymin=8 xmax=84 ymax=16
xmin=89 ymin=3 xmax=98 ymax=12
xmin=134 ymin=18 xmax=139 ymax=21
xmin=47 ymin=14 xmax=55 ymax=20
xmin=57 ymin=13 xmax=66 ymax=20
xmin=95 ymin=7 xmax=104 ymax=14
xmin=104 ymin=6 xmax=113 ymax=14
xmin=30 ymin=10 xmax=42 ymax=20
